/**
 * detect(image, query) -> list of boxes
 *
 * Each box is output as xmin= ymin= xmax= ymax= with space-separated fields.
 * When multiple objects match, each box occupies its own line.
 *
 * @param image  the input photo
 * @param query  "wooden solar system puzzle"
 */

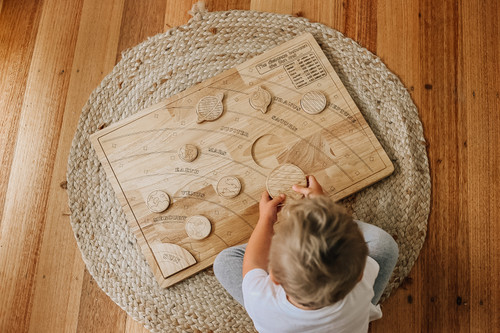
xmin=90 ymin=33 xmax=394 ymax=288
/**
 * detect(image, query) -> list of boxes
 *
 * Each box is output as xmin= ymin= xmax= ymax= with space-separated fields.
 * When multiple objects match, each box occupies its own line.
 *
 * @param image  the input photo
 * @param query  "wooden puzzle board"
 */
xmin=90 ymin=33 xmax=394 ymax=288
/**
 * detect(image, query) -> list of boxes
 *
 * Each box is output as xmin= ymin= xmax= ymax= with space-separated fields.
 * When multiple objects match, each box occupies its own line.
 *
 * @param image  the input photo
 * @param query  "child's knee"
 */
xmin=379 ymin=228 xmax=397 ymax=249
xmin=213 ymin=248 xmax=230 ymax=274
xmin=213 ymin=245 xmax=246 ymax=276
xmin=367 ymin=227 xmax=399 ymax=261
xmin=379 ymin=229 xmax=399 ymax=263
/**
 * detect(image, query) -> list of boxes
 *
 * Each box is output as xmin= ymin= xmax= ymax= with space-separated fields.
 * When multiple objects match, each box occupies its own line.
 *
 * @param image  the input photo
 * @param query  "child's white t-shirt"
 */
xmin=242 ymin=256 xmax=382 ymax=333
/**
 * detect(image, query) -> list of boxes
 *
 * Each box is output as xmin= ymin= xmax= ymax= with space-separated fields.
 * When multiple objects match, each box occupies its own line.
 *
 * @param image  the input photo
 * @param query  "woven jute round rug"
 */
xmin=67 ymin=6 xmax=430 ymax=333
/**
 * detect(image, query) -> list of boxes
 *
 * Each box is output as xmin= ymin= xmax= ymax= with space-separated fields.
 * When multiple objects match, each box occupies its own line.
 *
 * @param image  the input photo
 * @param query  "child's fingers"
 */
xmin=308 ymin=175 xmax=323 ymax=189
xmin=260 ymin=191 xmax=271 ymax=202
xmin=272 ymin=193 xmax=286 ymax=205
xmin=292 ymin=184 xmax=309 ymax=195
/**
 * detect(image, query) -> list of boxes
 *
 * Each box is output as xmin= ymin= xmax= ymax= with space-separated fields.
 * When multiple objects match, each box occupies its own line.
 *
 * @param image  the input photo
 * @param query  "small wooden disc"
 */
xmin=216 ymin=176 xmax=242 ymax=198
xmin=266 ymin=163 xmax=307 ymax=200
xmin=178 ymin=144 xmax=198 ymax=162
xmin=249 ymin=86 xmax=272 ymax=114
xmin=300 ymin=91 xmax=327 ymax=115
xmin=146 ymin=190 xmax=170 ymax=213
xmin=185 ymin=215 xmax=212 ymax=240
xmin=196 ymin=93 xmax=224 ymax=123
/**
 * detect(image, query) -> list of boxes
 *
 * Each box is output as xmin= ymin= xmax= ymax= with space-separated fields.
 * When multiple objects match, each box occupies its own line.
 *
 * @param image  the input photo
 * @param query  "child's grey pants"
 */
xmin=213 ymin=220 xmax=399 ymax=306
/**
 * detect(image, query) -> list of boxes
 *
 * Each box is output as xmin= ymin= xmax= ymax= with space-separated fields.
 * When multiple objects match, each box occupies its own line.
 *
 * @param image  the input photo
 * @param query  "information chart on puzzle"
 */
xmin=91 ymin=33 xmax=394 ymax=288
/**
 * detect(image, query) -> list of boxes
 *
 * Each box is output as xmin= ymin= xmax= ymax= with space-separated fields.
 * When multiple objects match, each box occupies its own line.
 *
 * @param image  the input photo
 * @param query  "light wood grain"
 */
xmin=151 ymin=242 xmax=197 ymax=277
xmin=196 ymin=92 xmax=225 ymax=123
xmin=0 ymin=0 xmax=498 ymax=332
xmin=178 ymin=144 xmax=199 ymax=162
xmin=75 ymin=269 xmax=127 ymax=332
xmin=90 ymin=33 xmax=393 ymax=288
xmin=185 ymin=215 xmax=212 ymax=240
xmin=373 ymin=2 xmax=423 ymax=332
xmin=216 ymin=176 xmax=242 ymax=198
xmin=0 ymin=0 xmax=84 ymax=331
xmin=146 ymin=190 xmax=171 ymax=213
xmin=0 ymin=0 xmax=43 ymax=221
xmin=266 ymin=163 xmax=307 ymax=200
xmin=249 ymin=86 xmax=272 ymax=114
xmin=116 ymin=0 xmax=167 ymax=61
xmin=460 ymin=1 xmax=500 ymax=331
xmin=300 ymin=90 xmax=327 ymax=115
xmin=250 ymin=0 xmax=292 ymax=14
xmin=26 ymin=0 xmax=125 ymax=331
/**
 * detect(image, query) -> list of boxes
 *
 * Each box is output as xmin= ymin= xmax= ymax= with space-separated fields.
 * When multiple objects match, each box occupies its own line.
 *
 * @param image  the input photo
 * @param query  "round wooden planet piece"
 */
xmin=266 ymin=163 xmax=307 ymax=200
xmin=216 ymin=176 xmax=242 ymax=198
xmin=196 ymin=92 xmax=224 ymax=123
xmin=300 ymin=91 xmax=327 ymax=115
xmin=249 ymin=86 xmax=272 ymax=114
xmin=185 ymin=215 xmax=212 ymax=240
xmin=146 ymin=190 xmax=170 ymax=213
xmin=178 ymin=144 xmax=198 ymax=162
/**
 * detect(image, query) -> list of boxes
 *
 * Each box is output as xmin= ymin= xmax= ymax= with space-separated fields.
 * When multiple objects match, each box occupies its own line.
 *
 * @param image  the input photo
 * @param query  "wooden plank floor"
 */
xmin=0 ymin=0 xmax=498 ymax=332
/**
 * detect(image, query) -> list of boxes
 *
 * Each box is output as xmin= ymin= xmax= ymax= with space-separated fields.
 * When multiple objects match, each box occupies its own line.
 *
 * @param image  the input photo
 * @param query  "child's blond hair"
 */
xmin=268 ymin=196 xmax=368 ymax=308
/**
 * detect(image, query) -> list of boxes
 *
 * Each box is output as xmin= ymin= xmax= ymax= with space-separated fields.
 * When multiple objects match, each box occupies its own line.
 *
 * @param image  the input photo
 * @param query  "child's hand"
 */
xmin=259 ymin=191 xmax=286 ymax=224
xmin=292 ymin=175 xmax=324 ymax=198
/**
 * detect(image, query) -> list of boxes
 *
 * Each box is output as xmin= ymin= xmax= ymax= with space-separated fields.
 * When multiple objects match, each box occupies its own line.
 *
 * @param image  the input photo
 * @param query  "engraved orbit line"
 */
xmin=111 ymin=150 xmax=176 ymax=164
xmin=104 ymin=110 xmax=378 ymax=199
xmin=116 ymin=164 xmax=259 ymax=204
xmin=171 ymin=196 xmax=255 ymax=231
xmin=166 ymin=106 xmax=193 ymax=110
xmin=203 ymin=151 xmax=267 ymax=179
xmin=97 ymin=137 xmax=166 ymax=279
xmin=102 ymin=126 xmax=253 ymax=145
xmin=241 ymin=71 xmax=361 ymax=132
xmin=208 ymin=85 xmax=250 ymax=95
xmin=119 ymin=171 xmax=218 ymax=185
xmin=239 ymin=72 xmax=374 ymax=172
xmin=321 ymin=67 xmax=387 ymax=168
xmin=107 ymin=128 xmax=266 ymax=185
xmin=226 ymin=109 xmax=354 ymax=181
xmin=210 ymin=76 xmax=377 ymax=177
xmin=119 ymin=171 xmax=257 ymax=220
xmin=101 ymin=84 xmax=377 ymax=206
xmin=101 ymin=72 xmax=372 ymax=174
xmin=177 ymin=167 xmax=259 ymax=204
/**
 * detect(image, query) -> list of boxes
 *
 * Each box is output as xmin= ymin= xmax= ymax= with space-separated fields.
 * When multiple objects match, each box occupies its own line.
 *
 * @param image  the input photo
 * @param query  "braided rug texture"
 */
xmin=67 ymin=8 xmax=430 ymax=333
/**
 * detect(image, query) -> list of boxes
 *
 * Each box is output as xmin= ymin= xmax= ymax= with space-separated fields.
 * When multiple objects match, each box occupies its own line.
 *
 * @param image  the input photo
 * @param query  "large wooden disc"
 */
xmin=266 ymin=163 xmax=307 ymax=200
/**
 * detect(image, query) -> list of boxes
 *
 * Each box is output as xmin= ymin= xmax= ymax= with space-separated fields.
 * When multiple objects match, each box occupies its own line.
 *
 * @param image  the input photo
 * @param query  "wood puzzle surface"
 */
xmin=90 ymin=33 xmax=394 ymax=288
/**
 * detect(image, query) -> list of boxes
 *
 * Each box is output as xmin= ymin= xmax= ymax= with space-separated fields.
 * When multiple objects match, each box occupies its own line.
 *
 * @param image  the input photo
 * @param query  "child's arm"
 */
xmin=242 ymin=191 xmax=285 ymax=277
xmin=292 ymin=175 xmax=324 ymax=197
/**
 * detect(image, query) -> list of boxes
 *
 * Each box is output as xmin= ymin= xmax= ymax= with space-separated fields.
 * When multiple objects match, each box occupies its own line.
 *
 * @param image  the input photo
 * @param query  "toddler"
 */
xmin=214 ymin=175 xmax=398 ymax=332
